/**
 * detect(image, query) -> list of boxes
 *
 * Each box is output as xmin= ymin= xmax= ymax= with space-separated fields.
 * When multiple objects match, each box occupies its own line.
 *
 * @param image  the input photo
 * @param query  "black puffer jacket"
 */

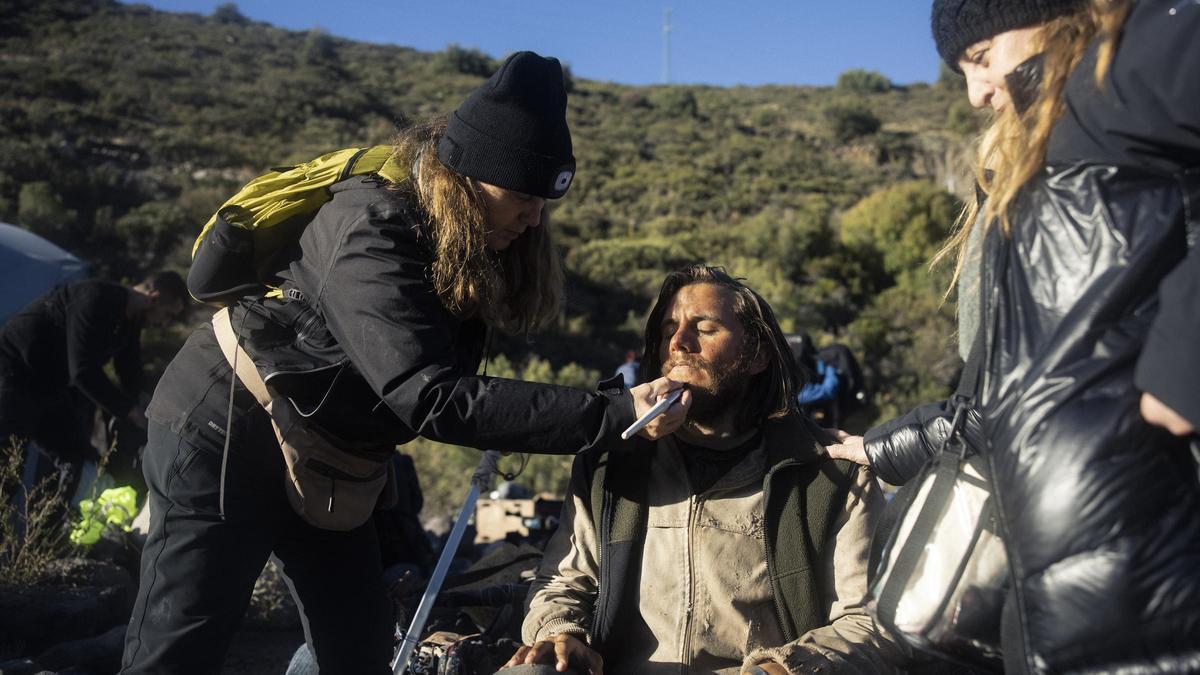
xmin=865 ymin=1 xmax=1200 ymax=672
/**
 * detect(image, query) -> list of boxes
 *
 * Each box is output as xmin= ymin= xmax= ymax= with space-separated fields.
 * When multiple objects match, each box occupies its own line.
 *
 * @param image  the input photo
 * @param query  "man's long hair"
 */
xmin=388 ymin=117 xmax=564 ymax=334
xmin=641 ymin=265 xmax=804 ymax=431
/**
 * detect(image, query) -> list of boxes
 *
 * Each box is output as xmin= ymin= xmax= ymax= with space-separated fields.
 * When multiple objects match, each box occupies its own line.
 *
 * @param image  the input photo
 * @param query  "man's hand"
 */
xmin=743 ymin=661 xmax=788 ymax=675
xmin=629 ymin=377 xmax=691 ymax=440
xmin=503 ymin=633 xmax=603 ymax=674
xmin=823 ymin=429 xmax=868 ymax=466
xmin=1141 ymin=392 xmax=1195 ymax=437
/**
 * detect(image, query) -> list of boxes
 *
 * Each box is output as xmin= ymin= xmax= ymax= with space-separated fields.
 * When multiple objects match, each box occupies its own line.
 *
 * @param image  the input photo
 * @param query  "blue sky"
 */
xmin=127 ymin=1 xmax=943 ymax=87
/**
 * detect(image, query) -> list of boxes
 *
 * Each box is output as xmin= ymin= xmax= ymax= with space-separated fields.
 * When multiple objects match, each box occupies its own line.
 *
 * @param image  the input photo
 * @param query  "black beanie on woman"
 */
xmin=437 ymin=51 xmax=576 ymax=199
xmin=932 ymin=0 xmax=1086 ymax=69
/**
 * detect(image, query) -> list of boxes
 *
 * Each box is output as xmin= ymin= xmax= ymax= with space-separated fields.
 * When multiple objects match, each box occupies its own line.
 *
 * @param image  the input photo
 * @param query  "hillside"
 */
xmin=1 ymin=0 xmax=985 ymax=512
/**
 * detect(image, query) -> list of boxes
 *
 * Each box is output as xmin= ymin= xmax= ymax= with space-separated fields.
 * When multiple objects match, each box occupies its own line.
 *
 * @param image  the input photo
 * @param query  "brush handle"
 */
xmin=620 ymin=387 xmax=684 ymax=440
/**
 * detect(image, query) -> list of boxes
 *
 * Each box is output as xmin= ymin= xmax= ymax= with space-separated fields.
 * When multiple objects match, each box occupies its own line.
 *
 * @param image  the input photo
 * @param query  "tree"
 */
xmin=17 ymin=182 xmax=76 ymax=243
xmin=112 ymin=200 xmax=190 ymax=271
xmin=303 ymin=28 xmax=337 ymax=64
xmin=651 ymin=88 xmax=699 ymax=118
xmin=212 ymin=3 xmax=247 ymax=25
xmin=936 ymin=62 xmax=966 ymax=91
xmin=836 ymin=69 xmax=891 ymax=94
xmin=436 ymin=44 xmax=496 ymax=77
xmin=839 ymin=180 xmax=959 ymax=277
xmin=823 ymin=100 xmax=881 ymax=142
xmin=946 ymin=99 xmax=981 ymax=135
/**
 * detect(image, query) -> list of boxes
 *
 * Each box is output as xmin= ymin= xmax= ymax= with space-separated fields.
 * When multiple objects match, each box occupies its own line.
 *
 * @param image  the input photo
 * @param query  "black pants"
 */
xmin=120 ymin=410 xmax=393 ymax=674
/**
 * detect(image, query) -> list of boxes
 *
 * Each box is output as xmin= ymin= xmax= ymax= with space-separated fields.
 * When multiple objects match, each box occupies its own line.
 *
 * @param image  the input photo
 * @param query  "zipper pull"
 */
xmin=328 ymin=478 xmax=335 ymax=513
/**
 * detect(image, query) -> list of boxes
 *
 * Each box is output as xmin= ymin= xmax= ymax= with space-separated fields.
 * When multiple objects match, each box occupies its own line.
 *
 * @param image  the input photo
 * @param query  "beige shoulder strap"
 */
xmin=211 ymin=307 xmax=272 ymax=408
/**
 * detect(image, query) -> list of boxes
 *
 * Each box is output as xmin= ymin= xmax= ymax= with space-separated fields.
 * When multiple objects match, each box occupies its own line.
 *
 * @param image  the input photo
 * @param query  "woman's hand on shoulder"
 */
xmin=1140 ymin=392 xmax=1195 ymax=436
xmin=824 ymin=429 xmax=869 ymax=466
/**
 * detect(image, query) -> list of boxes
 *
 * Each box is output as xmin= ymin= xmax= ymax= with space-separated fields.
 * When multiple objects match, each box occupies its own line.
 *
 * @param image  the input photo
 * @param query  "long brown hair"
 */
xmin=641 ymin=265 xmax=803 ymax=431
xmin=388 ymin=117 xmax=564 ymax=333
xmin=934 ymin=0 xmax=1132 ymax=292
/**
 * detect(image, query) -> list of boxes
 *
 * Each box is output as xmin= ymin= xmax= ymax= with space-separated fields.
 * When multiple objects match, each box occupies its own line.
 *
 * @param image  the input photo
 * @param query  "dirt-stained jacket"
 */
xmin=523 ymin=412 xmax=905 ymax=674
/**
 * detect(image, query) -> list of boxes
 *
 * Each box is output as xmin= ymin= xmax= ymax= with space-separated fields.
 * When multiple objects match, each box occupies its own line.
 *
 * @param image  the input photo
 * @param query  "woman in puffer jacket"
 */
xmin=831 ymin=0 xmax=1200 ymax=672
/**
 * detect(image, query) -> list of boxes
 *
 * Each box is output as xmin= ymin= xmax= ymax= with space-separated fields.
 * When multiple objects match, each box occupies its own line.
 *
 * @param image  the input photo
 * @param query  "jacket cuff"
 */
xmin=595 ymin=381 xmax=637 ymax=451
xmin=743 ymin=644 xmax=840 ymax=674
xmin=532 ymin=618 xmax=590 ymax=644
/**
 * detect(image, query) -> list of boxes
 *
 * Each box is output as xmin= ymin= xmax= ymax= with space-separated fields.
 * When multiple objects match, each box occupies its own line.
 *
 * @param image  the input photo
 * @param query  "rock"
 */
xmin=32 ymin=624 xmax=125 ymax=673
xmin=0 ymin=583 xmax=131 ymax=653
xmin=0 ymin=657 xmax=39 ymax=674
xmin=38 ymin=558 xmax=132 ymax=593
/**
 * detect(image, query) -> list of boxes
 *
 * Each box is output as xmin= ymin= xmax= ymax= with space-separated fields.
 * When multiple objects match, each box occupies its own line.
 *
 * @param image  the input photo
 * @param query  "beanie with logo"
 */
xmin=437 ymin=51 xmax=576 ymax=199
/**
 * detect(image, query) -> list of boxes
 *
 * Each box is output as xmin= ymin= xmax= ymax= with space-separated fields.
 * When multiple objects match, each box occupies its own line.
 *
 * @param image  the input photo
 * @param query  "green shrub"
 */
xmin=836 ymin=69 xmax=891 ymax=94
xmin=435 ymin=44 xmax=496 ymax=77
xmin=823 ymin=101 xmax=881 ymax=142
xmin=212 ymin=2 xmax=247 ymax=25
xmin=17 ymin=182 xmax=76 ymax=243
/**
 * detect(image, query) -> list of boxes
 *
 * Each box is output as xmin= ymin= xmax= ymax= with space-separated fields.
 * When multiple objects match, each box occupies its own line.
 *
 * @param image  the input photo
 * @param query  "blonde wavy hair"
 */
xmin=388 ymin=117 xmax=564 ymax=334
xmin=934 ymin=0 xmax=1133 ymax=291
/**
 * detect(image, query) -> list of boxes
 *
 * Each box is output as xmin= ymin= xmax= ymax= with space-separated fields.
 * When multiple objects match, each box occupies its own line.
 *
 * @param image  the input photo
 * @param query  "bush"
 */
xmin=823 ymin=101 xmax=881 ymax=143
xmin=650 ymin=87 xmax=699 ymax=118
xmin=936 ymin=62 xmax=966 ymax=90
xmin=17 ymin=182 xmax=76 ymax=243
xmin=212 ymin=2 xmax=247 ymax=25
xmin=436 ymin=44 xmax=496 ymax=77
xmin=303 ymin=28 xmax=337 ymax=64
xmin=839 ymin=180 xmax=959 ymax=276
xmin=0 ymin=440 xmax=72 ymax=586
xmin=946 ymin=99 xmax=982 ymax=135
xmin=836 ymin=69 xmax=891 ymax=94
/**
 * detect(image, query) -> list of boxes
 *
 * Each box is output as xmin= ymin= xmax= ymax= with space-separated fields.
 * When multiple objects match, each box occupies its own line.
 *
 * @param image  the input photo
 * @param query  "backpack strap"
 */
xmin=212 ymin=307 xmax=271 ymax=409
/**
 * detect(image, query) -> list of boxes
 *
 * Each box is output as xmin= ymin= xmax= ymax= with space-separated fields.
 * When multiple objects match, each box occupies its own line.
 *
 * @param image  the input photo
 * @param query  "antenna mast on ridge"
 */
xmin=661 ymin=8 xmax=672 ymax=84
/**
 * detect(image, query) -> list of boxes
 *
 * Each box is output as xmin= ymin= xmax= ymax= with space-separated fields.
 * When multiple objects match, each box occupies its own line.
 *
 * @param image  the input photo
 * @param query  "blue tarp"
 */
xmin=0 ymin=221 xmax=89 ymax=325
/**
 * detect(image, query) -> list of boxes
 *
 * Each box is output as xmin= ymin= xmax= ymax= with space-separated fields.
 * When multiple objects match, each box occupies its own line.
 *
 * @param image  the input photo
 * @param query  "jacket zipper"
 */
xmin=680 ymin=492 xmax=703 ymax=674
xmin=306 ymin=458 xmax=387 ymax=482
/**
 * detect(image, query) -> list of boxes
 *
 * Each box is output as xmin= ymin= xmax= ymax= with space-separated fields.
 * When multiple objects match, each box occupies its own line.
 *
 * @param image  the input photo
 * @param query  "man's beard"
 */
xmin=661 ymin=354 xmax=752 ymax=425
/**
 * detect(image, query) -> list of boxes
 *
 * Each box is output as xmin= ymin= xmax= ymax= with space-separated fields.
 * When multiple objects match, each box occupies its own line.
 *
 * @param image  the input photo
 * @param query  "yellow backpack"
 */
xmin=189 ymin=145 xmax=405 ymax=305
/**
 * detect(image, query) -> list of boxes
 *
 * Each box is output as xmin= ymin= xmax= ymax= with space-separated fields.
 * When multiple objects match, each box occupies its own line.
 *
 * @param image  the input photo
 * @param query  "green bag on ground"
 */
xmin=71 ymin=486 xmax=138 ymax=546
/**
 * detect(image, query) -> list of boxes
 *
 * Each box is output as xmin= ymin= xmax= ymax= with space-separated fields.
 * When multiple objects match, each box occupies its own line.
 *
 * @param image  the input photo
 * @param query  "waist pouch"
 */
xmin=212 ymin=307 xmax=395 ymax=531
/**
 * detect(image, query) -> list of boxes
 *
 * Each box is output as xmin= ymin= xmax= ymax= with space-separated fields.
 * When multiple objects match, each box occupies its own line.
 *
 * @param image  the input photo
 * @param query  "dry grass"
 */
xmin=0 ymin=438 xmax=73 ymax=585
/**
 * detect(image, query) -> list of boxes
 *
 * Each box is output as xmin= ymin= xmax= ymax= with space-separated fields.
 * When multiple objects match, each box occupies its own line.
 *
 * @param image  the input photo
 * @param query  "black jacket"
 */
xmin=154 ymin=175 xmax=635 ymax=457
xmin=0 ymin=279 xmax=142 ymax=419
xmin=865 ymin=2 xmax=1200 ymax=671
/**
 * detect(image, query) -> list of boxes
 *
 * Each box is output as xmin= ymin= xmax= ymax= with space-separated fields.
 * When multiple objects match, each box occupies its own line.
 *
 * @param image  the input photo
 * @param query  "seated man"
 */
xmin=505 ymin=265 xmax=902 ymax=674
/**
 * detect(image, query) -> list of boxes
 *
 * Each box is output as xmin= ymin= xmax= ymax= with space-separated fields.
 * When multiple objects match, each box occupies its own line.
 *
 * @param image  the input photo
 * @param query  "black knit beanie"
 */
xmin=437 ymin=51 xmax=575 ymax=199
xmin=932 ymin=0 xmax=1086 ymax=70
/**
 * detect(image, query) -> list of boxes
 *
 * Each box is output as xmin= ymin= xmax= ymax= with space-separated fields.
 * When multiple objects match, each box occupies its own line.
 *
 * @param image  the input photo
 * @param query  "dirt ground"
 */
xmin=223 ymin=627 xmax=305 ymax=674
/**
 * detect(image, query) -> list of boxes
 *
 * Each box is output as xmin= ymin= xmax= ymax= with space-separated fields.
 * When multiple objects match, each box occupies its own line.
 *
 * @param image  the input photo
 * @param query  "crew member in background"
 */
xmin=0 ymin=271 xmax=187 ymax=499
xmin=615 ymin=349 xmax=640 ymax=388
